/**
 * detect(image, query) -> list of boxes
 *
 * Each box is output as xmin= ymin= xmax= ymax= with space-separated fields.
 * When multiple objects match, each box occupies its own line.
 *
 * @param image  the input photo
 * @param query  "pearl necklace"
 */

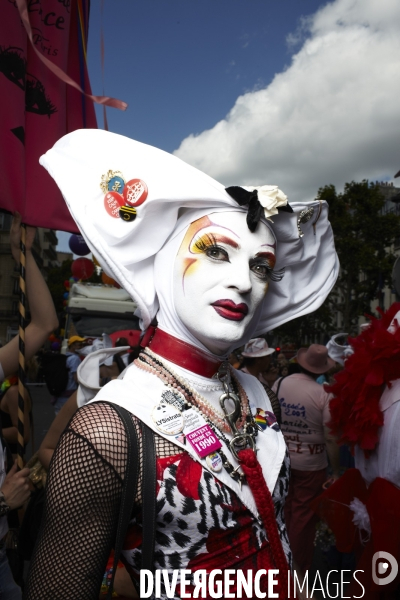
xmin=140 ymin=347 xmax=249 ymax=434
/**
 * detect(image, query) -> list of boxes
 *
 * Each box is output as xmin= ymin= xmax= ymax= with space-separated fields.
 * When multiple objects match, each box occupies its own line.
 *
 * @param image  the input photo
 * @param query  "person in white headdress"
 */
xmin=25 ymin=130 xmax=338 ymax=599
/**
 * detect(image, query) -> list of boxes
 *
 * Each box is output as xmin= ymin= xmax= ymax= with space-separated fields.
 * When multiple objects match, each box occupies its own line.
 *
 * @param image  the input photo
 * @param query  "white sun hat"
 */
xmin=326 ymin=333 xmax=350 ymax=366
xmin=242 ymin=338 xmax=275 ymax=358
xmin=40 ymin=129 xmax=339 ymax=336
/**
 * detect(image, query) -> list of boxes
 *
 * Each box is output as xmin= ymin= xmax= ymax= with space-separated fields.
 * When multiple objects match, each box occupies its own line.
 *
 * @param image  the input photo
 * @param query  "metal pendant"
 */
xmin=219 ymin=391 xmax=256 ymax=459
xmin=297 ymin=206 xmax=314 ymax=237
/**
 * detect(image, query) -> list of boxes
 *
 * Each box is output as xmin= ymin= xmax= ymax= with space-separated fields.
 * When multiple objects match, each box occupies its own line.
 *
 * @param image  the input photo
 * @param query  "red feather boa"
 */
xmin=327 ymin=302 xmax=400 ymax=456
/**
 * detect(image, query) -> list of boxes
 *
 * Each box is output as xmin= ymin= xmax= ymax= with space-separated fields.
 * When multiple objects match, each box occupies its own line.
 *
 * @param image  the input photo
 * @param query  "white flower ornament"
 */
xmin=246 ymin=185 xmax=288 ymax=221
xmin=225 ymin=184 xmax=292 ymax=232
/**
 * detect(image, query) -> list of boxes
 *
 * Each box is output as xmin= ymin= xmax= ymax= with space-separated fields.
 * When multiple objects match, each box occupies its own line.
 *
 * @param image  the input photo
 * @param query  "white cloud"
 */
xmin=174 ymin=0 xmax=400 ymax=202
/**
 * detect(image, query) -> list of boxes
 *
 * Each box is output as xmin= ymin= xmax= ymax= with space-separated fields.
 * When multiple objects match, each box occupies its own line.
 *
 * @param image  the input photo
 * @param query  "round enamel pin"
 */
xmin=104 ymin=191 xmax=125 ymax=218
xmin=151 ymin=401 xmax=184 ymax=436
xmin=119 ymin=206 xmax=137 ymax=222
xmin=108 ymin=175 xmax=125 ymax=194
xmin=124 ymin=179 xmax=148 ymax=207
xmin=100 ymin=170 xmax=125 ymax=194
xmin=206 ymin=451 xmax=223 ymax=472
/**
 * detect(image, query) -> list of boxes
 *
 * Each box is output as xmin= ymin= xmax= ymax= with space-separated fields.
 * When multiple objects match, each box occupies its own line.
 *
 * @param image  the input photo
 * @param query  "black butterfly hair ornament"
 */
xmin=225 ymin=186 xmax=293 ymax=232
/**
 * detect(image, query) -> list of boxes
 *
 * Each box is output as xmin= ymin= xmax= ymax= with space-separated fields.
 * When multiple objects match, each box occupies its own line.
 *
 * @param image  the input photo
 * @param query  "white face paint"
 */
xmin=173 ymin=212 xmax=277 ymax=355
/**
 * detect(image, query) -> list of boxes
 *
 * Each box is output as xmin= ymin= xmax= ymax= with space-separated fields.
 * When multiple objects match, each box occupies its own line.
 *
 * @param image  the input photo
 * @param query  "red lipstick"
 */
xmin=211 ymin=299 xmax=249 ymax=321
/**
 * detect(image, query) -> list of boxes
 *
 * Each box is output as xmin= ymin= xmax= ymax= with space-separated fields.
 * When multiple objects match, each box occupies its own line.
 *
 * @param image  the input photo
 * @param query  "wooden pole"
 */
xmin=17 ymin=223 xmax=26 ymax=469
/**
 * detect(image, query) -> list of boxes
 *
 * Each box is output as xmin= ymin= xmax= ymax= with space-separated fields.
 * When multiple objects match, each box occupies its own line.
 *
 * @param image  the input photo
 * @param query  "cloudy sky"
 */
xmin=58 ymin=0 xmax=400 ymax=250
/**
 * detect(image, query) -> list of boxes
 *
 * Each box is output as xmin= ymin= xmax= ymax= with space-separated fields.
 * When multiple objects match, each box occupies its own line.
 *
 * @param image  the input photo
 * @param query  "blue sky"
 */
xmin=88 ymin=0 xmax=325 ymax=152
xmin=57 ymin=0 xmax=400 ymax=251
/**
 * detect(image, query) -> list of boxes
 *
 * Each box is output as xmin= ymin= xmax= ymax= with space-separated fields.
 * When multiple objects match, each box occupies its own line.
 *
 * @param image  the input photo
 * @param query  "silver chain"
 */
xmin=217 ymin=363 xmax=257 ymax=460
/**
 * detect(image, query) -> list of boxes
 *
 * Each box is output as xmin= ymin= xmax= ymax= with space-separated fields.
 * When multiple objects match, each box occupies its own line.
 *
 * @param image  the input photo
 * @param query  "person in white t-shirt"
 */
xmin=273 ymin=344 xmax=340 ymax=574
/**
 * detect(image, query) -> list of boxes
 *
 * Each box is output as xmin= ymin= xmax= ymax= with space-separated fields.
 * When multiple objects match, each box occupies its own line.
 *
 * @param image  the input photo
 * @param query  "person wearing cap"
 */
xmin=272 ymin=344 xmax=340 ymax=574
xmin=25 ymin=130 xmax=338 ymax=598
xmin=52 ymin=336 xmax=85 ymax=415
xmin=68 ymin=335 xmax=85 ymax=350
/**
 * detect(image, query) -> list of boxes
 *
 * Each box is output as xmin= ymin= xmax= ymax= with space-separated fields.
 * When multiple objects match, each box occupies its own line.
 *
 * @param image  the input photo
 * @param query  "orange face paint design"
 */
xmin=182 ymin=257 xmax=197 ymax=280
xmin=179 ymin=216 xmax=213 ymax=283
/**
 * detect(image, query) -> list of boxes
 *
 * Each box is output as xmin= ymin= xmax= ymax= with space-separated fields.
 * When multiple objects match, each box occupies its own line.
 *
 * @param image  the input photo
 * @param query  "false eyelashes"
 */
xmin=266 ymin=266 xmax=285 ymax=282
xmin=193 ymin=233 xmax=218 ymax=253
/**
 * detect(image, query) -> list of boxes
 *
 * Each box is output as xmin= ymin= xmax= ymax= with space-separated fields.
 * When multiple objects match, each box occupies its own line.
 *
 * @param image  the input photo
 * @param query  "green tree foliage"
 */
xmin=273 ymin=181 xmax=400 ymax=345
xmin=272 ymin=302 xmax=334 ymax=349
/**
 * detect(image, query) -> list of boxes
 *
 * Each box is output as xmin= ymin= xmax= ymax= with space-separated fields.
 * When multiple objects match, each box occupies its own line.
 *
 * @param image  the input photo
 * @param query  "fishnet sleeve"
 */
xmin=24 ymin=402 xmax=130 ymax=600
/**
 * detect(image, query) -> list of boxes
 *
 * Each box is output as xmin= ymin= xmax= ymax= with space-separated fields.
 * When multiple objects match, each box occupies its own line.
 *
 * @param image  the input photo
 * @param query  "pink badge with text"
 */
xmin=186 ymin=424 xmax=222 ymax=458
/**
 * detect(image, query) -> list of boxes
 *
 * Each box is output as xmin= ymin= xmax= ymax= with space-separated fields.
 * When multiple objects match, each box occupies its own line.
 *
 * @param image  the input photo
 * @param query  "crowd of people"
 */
xmin=0 ymin=130 xmax=398 ymax=600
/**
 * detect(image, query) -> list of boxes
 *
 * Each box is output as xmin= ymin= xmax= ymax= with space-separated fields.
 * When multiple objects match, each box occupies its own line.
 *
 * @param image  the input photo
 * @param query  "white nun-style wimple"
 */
xmin=40 ymin=129 xmax=339 ymax=338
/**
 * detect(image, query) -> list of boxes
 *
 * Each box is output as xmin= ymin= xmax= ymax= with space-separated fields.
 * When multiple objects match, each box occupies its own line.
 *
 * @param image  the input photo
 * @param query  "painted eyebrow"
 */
xmin=255 ymin=251 xmax=275 ymax=258
xmin=213 ymin=233 xmax=240 ymax=249
xmin=255 ymin=251 xmax=276 ymax=266
xmin=190 ymin=230 xmax=240 ymax=249
xmin=260 ymin=242 xmax=277 ymax=249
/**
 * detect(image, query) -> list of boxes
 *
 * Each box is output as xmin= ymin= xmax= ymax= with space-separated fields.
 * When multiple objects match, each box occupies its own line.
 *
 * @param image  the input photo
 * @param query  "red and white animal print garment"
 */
xmin=123 ymin=446 xmax=291 ymax=598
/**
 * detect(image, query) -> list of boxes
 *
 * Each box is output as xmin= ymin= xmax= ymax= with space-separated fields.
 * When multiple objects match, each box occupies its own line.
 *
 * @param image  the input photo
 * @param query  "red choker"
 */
xmin=140 ymin=327 xmax=225 ymax=378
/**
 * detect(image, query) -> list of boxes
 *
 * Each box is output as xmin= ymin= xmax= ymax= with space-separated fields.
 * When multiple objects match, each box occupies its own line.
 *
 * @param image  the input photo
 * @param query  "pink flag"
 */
xmin=0 ymin=0 xmax=117 ymax=232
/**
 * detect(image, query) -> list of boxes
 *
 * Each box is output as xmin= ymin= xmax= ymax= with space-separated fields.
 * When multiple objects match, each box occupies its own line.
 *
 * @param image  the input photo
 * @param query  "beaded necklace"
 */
xmin=141 ymin=347 xmax=249 ymax=433
xmin=135 ymin=349 xmax=259 ymax=486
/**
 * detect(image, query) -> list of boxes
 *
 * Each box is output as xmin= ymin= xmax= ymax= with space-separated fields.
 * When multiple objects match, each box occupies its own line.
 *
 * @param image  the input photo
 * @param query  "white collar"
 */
xmin=92 ymin=362 xmax=286 ymax=519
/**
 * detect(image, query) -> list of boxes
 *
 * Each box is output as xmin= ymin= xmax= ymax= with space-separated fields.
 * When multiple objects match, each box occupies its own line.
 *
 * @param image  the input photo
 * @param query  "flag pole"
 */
xmin=17 ymin=223 xmax=26 ymax=470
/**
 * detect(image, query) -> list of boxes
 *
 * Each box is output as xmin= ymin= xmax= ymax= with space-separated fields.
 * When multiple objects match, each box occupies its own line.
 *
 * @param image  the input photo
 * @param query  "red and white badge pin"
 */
xmin=104 ymin=191 xmax=125 ymax=218
xmin=124 ymin=179 xmax=148 ymax=207
xmin=100 ymin=171 xmax=148 ymax=222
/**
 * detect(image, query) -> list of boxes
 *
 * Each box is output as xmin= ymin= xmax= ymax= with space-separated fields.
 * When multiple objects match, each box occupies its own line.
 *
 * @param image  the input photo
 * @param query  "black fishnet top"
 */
xmin=24 ymin=401 xmax=179 ymax=599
